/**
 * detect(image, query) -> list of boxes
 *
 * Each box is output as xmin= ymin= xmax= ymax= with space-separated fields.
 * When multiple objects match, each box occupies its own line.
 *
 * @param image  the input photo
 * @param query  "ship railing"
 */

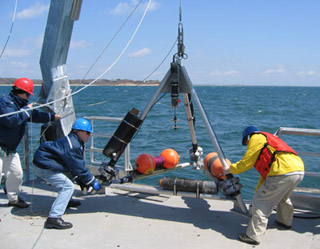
xmin=275 ymin=127 xmax=320 ymax=178
xmin=84 ymin=124 xmax=320 ymax=181
xmin=20 ymin=116 xmax=132 ymax=182
xmin=22 ymin=124 xmax=320 ymax=180
xmin=84 ymin=116 xmax=133 ymax=174
xmin=275 ymin=127 xmax=320 ymax=214
xmin=19 ymin=123 xmax=320 ymax=213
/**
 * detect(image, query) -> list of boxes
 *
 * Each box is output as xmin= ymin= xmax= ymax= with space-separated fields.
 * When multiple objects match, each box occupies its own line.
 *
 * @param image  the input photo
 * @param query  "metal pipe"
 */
xmin=180 ymin=66 xmax=249 ymax=215
xmin=180 ymin=67 xmax=228 ymax=168
xmin=23 ymin=126 xmax=30 ymax=182
xmin=139 ymin=69 xmax=170 ymax=121
xmin=276 ymin=127 xmax=320 ymax=137
xmin=183 ymin=93 xmax=198 ymax=147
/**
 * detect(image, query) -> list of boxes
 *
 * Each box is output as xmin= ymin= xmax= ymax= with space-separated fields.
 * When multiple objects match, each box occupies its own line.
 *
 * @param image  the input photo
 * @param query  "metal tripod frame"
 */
xmin=138 ymin=60 xmax=249 ymax=215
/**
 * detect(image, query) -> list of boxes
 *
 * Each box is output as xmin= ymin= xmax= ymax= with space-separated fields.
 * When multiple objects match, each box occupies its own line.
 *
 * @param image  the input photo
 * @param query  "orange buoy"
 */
xmin=135 ymin=154 xmax=156 ymax=174
xmin=160 ymin=148 xmax=180 ymax=169
xmin=204 ymin=152 xmax=231 ymax=180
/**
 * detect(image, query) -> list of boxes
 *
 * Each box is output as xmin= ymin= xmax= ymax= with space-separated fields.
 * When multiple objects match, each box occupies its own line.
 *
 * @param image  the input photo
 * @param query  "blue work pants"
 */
xmin=33 ymin=167 xmax=74 ymax=218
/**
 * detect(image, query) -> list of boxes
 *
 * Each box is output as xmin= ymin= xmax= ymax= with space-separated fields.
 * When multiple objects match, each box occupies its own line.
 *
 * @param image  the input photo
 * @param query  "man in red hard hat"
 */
xmin=13 ymin=78 xmax=35 ymax=96
xmin=0 ymin=78 xmax=60 ymax=208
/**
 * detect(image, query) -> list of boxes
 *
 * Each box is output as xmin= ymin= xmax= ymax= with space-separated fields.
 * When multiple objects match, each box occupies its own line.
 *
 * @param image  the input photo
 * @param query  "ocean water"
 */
xmin=1 ymin=85 xmax=320 ymax=200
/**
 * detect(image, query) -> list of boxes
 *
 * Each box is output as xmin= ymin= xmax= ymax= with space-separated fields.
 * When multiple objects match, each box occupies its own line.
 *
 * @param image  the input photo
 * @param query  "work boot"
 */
xmin=44 ymin=217 xmax=73 ymax=229
xmin=8 ymin=197 xmax=29 ymax=208
xmin=67 ymin=199 xmax=81 ymax=208
xmin=238 ymin=234 xmax=260 ymax=245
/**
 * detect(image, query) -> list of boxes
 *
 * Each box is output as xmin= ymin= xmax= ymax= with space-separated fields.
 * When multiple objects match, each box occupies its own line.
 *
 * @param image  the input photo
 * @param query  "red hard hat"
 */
xmin=13 ymin=78 xmax=34 ymax=95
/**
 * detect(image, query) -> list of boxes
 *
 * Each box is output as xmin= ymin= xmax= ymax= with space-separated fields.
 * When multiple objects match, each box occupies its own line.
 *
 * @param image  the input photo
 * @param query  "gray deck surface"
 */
xmin=0 ymin=179 xmax=319 ymax=249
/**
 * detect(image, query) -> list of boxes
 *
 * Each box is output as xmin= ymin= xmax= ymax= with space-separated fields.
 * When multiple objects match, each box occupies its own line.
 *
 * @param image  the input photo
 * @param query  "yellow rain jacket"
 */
xmin=230 ymin=133 xmax=304 ymax=190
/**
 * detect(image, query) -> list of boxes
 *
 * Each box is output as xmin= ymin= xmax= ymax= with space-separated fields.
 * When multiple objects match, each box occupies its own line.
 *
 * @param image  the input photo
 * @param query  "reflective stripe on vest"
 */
xmin=254 ymin=132 xmax=298 ymax=179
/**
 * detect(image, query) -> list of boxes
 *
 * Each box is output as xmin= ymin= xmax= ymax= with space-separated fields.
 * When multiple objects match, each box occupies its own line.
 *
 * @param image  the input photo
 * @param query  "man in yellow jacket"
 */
xmin=224 ymin=126 xmax=304 ymax=245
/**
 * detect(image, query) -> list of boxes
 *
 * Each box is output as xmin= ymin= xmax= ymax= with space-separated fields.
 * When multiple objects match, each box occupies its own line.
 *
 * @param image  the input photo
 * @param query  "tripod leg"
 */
xmin=99 ymin=68 xmax=173 ymax=183
xmin=180 ymin=67 xmax=249 ymax=215
xmin=183 ymin=93 xmax=198 ymax=148
xmin=139 ymin=69 xmax=171 ymax=120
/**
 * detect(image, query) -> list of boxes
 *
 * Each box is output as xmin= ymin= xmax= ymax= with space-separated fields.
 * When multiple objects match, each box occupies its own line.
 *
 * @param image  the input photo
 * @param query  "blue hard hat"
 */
xmin=242 ymin=126 xmax=258 ymax=145
xmin=72 ymin=118 xmax=92 ymax=133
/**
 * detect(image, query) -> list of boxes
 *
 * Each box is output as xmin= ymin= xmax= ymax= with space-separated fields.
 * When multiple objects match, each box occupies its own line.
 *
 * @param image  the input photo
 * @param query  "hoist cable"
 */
xmin=78 ymin=0 xmax=143 ymax=85
xmin=49 ymin=0 xmax=144 ymax=117
xmin=142 ymin=38 xmax=177 ymax=82
xmin=0 ymin=0 xmax=152 ymax=119
xmin=87 ymin=38 xmax=177 ymax=106
xmin=0 ymin=0 xmax=18 ymax=59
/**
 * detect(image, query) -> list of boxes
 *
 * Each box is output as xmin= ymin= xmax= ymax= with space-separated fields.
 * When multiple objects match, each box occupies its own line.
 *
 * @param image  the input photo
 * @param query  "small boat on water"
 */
xmin=1 ymin=1 xmax=319 ymax=248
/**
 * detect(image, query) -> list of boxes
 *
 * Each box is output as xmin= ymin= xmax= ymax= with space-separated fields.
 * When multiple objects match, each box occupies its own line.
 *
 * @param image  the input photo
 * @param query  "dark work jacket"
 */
xmin=0 ymin=91 xmax=55 ymax=152
xmin=33 ymin=132 xmax=95 ymax=186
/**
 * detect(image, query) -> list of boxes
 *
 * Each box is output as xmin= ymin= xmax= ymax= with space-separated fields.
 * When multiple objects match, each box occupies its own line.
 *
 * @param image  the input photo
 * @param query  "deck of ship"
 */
xmin=0 ymin=179 xmax=319 ymax=249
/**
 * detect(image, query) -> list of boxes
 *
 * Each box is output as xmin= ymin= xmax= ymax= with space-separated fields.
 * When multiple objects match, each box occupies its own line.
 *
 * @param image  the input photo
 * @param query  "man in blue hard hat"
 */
xmin=33 ymin=118 xmax=101 ymax=229
xmin=224 ymin=126 xmax=304 ymax=245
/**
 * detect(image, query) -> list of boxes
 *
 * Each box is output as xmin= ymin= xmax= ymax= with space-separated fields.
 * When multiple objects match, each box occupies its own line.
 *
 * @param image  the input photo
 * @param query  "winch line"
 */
xmin=70 ymin=0 xmax=152 ymax=92
xmin=142 ymin=38 xmax=178 ymax=82
xmin=0 ymin=0 xmax=152 ymax=119
xmin=143 ymin=0 xmax=183 ymax=82
xmin=76 ymin=0 xmax=143 ymax=87
xmin=88 ymin=38 xmax=177 ymax=107
xmin=53 ymin=0 xmax=148 ymax=110
xmin=88 ymin=5 xmax=178 ymax=106
xmin=14 ymin=0 xmax=152 ymax=150
xmin=0 ymin=0 xmax=18 ymax=59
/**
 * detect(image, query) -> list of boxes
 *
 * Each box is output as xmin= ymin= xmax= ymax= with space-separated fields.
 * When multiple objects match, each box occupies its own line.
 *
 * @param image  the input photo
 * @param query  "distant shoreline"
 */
xmin=0 ymin=83 xmax=160 ymax=86
xmin=0 ymin=78 xmax=160 ymax=87
xmin=0 ymin=78 xmax=318 ymax=87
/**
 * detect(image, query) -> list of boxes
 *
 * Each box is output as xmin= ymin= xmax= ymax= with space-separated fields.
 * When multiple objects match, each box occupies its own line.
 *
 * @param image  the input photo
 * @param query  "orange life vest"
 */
xmin=254 ymin=132 xmax=298 ymax=179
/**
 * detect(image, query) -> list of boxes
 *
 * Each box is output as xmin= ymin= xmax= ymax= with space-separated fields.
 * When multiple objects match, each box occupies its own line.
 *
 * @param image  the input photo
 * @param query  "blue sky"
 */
xmin=0 ymin=0 xmax=319 ymax=86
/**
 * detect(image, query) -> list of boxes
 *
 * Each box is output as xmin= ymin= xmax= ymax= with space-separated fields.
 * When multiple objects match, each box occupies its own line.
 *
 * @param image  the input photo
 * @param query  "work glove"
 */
xmin=220 ymin=174 xmax=242 ymax=197
xmin=78 ymin=182 xmax=92 ymax=195
xmin=74 ymin=176 xmax=90 ymax=193
xmin=79 ymin=182 xmax=87 ymax=191
xmin=189 ymin=146 xmax=203 ymax=162
xmin=77 ymin=178 xmax=100 ymax=194
xmin=91 ymin=179 xmax=101 ymax=191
